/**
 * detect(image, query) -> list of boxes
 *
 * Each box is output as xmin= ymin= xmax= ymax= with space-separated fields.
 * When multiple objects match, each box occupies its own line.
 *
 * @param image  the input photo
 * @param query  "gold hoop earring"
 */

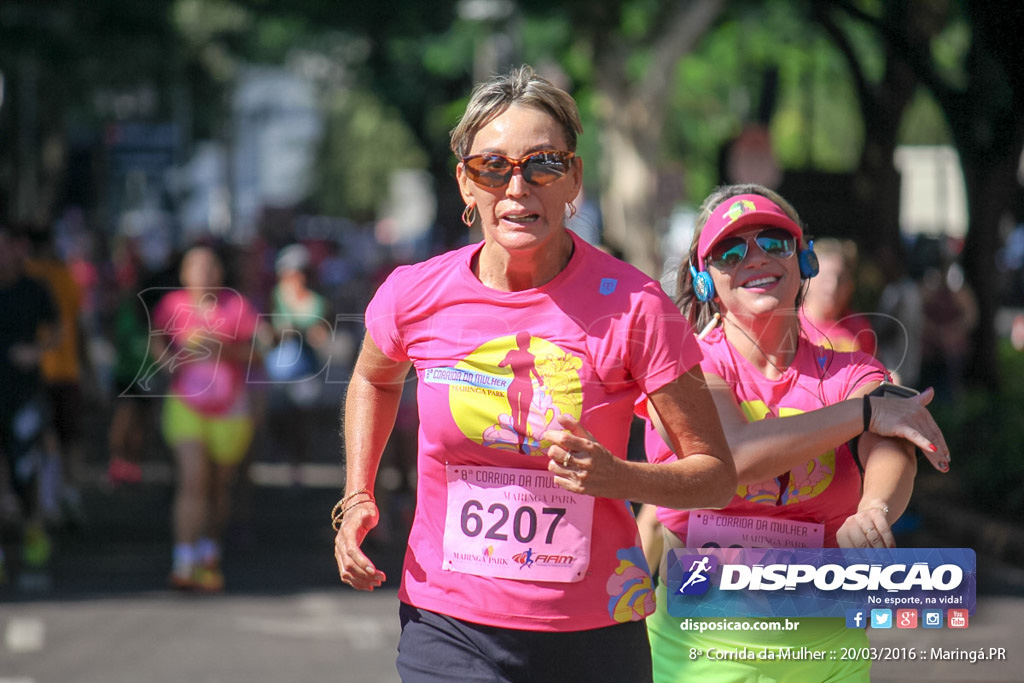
xmin=461 ymin=204 xmax=477 ymax=227
xmin=566 ymin=202 xmax=577 ymax=220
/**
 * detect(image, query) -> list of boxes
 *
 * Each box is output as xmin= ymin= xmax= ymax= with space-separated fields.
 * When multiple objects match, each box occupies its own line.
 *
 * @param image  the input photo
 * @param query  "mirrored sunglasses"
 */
xmin=707 ymin=228 xmax=796 ymax=269
xmin=461 ymin=150 xmax=575 ymax=188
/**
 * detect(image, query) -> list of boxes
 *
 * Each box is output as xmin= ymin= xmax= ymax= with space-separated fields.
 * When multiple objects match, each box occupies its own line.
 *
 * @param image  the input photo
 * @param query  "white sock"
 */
xmin=173 ymin=543 xmax=197 ymax=575
xmin=196 ymin=538 xmax=220 ymax=566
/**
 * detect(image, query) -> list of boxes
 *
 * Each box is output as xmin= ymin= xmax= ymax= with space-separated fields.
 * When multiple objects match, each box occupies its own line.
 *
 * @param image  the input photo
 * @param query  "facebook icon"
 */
xmin=845 ymin=609 xmax=867 ymax=629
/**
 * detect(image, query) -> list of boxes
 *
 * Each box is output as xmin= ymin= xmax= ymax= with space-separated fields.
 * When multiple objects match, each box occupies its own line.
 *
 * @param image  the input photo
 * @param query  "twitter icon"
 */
xmin=871 ymin=609 xmax=892 ymax=629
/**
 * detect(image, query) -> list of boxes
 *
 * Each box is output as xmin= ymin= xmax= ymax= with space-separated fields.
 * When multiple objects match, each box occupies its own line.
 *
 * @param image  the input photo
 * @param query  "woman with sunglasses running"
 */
xmin=334 ymin=65 xmax=735 ymax=682
xmin=641 ymin=184 xmax=951 ymax=682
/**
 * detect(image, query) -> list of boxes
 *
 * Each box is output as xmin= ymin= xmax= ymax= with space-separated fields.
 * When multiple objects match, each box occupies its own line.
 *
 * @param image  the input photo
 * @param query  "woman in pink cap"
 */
xmin=641 ymin=184 xmax=951 ymax=682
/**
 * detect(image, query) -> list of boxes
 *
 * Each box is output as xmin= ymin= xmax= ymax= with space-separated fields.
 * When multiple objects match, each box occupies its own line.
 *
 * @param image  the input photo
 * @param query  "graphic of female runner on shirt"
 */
xmin=499 ymin=331 xmax=544 ymax=454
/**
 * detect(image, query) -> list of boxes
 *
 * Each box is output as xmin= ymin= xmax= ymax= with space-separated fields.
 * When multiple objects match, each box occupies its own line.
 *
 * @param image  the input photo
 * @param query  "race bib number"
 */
xmin=442 ymin=465 xmax=593 ymax=582
xmin=686 ymin=510 xmax=824 ymax=549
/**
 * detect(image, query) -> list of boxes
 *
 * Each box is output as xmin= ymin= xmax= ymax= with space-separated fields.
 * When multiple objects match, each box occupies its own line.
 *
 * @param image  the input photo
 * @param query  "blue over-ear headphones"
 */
xmin=690 ymin=239 xmax=819 ymax=303
xmin=799 ymin=239 xmax=820 ymax=279
xmin=690 ymin=264 xmax=715 ymax=303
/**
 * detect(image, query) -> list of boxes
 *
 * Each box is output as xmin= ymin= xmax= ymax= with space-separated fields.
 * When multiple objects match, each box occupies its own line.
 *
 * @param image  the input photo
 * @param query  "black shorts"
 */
xmin=46 ymin=381 xmax=81 ymax=446
xmin=396 ymin=602 xmax=653 ymax=683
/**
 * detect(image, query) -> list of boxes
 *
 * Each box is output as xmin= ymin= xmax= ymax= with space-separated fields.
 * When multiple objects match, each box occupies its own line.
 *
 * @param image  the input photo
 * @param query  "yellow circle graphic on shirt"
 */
xmin=442 ymin=333 xmax=582 ymax=457
xmin=737 ymin=399 xmax=836 ymax=503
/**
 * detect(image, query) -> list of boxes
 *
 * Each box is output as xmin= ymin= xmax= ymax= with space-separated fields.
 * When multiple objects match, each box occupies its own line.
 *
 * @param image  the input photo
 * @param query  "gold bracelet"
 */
xmin=343 ymin=499 xmax=375 ymax=515
xmin=331 ymin=492 xmax=374 ymax=521
xmin=331 ymin=489 xmax=376 ymax=531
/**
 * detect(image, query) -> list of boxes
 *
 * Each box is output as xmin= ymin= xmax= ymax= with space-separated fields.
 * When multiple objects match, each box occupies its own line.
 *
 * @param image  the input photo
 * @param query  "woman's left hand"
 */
xmin=544 ymin=413 xmax=625 ymax=498
xmin=867 ymin=388 xmax=950 ymax=473
xmin=836 ymin=499 xmax=895 ymax=548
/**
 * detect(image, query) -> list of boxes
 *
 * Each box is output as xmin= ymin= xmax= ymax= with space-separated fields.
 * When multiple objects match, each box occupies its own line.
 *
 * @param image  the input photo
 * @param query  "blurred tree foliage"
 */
xmin=665 ymin=3 xmax=877 ymax=205
xmin=0 ymin=0 xmax=183 ymax=220
xmin=0 ymin=0 xmax=976 ymax=244
xmin=826 ymin=0 xmax=1024 ymax=388
xmin=929 ymin=340 xmax=1024 ymax=518
xmin=1 ymin=0 xmax=1021 ymax=387
xmin=313 ymin=88 xmax=428 ymax=221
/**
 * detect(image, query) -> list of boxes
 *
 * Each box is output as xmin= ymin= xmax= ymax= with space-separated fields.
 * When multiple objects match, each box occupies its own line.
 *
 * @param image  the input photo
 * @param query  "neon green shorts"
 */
xmin=648 ymin=583 xmax=870 ymax=683
xmin=161 ymin=396 xmax=254 ymax=465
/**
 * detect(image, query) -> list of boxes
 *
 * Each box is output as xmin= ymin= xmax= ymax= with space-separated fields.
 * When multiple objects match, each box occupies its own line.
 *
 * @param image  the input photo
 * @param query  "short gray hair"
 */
xmin=449 ymin=65 xmax=582 ymax=158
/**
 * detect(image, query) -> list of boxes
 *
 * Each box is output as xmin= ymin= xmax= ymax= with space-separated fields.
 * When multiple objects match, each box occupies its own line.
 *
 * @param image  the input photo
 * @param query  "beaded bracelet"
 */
xmin=331 ymin=489 xmax=376 ymax=531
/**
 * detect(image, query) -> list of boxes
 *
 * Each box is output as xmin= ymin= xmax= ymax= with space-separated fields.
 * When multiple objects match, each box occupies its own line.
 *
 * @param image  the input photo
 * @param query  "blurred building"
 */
xmin=894 ymin=145 xmax=968 ymax=239
xmin=231 ymin=66 xmax=323 ymax=242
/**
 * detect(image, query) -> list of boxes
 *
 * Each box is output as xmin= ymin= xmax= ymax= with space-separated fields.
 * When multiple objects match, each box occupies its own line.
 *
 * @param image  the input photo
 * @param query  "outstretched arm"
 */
xmin=684 ymin=376 xmax=949 ymax=483
xmin=334 ymin=333 xmax=412 ymax=591
xmin=836 ymin=432 xmax=917 ymax=548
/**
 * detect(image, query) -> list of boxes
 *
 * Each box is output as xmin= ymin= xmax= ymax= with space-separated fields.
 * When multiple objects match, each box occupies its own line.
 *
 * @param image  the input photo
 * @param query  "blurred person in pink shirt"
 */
xmin=800 ymin=237 xmax=877 ymax=356
xmin=145 ymin=245 xmax=260 ymax=593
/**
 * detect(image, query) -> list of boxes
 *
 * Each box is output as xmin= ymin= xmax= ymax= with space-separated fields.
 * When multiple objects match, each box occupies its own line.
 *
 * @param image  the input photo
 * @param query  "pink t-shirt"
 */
xmin=800 ymin=309 xmax=878 ymax=357
xmin=152 ymin=288 xmax=259 ymax=415
xmin=366 ymin=231 xmax=701 ymax=631
xmin=646 ymin=326 xmax=886 ymax=548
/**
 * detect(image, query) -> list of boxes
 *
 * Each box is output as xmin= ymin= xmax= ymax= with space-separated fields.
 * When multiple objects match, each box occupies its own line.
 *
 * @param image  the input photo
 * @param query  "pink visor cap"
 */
xmin=697 ymin=194 xmax=803 ymax=266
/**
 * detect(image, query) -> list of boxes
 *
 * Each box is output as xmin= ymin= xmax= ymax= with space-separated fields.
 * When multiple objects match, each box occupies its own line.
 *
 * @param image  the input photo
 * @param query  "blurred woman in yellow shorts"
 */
xmin=145 ymin=245 xmax=260 ymax=592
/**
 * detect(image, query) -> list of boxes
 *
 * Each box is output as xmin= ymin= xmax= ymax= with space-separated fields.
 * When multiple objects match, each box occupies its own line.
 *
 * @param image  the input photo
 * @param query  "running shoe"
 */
xmin=169 ymin=563 xmax=224 ymax=593
xmin=169 ymin=560 xmax=197 ymax=591
xmin=193 ymin=564 xmax=225 ymax=593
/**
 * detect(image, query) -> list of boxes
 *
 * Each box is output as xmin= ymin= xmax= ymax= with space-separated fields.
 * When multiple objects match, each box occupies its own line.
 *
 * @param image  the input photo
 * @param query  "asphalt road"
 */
xmin=1 ymin=468 xmax=411 ymax=683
